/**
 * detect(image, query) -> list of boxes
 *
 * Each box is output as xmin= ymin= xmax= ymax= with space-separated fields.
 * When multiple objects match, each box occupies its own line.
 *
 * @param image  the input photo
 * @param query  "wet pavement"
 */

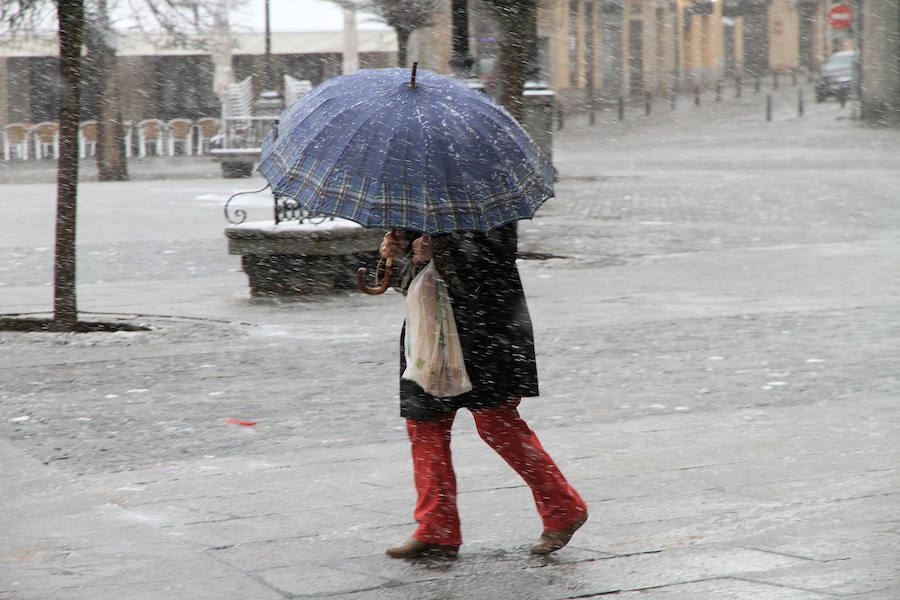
xmin=1 ymin=85 xmax=899 ymax=599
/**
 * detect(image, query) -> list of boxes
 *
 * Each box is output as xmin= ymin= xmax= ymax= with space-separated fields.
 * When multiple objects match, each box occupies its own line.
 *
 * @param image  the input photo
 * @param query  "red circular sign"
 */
xmin=828 ymin=4 xmax=853 ymax=29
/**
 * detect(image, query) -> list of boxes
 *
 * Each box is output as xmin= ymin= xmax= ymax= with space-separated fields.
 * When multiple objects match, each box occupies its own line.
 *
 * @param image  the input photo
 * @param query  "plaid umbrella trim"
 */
xmin=258 ymin=151 xmax=554 ymax=235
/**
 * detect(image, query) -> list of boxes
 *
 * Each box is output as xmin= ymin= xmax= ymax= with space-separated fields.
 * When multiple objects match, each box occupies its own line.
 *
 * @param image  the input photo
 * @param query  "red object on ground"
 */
xmin=405 ymin=398 xmax=587 ymax=546
xmin=223 ymin=418 xmax=257 ymax=426
xmin=827 ymin=4 xmax=853 ymax=29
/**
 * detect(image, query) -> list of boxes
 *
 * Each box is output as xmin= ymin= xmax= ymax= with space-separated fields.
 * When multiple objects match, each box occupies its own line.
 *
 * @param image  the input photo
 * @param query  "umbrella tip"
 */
xmin=409 ymin=62 xmax=418 ymax=88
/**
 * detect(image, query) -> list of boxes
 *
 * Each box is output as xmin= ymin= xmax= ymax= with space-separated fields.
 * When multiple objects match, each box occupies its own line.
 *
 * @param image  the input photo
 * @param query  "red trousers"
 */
xmin=406 ymin=398 xmax=587 ymax=546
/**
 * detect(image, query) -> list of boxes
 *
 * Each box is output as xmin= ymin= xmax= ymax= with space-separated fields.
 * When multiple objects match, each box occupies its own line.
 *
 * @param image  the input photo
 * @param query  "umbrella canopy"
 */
xmin=257 ymin=67 xmax=553 ymax=235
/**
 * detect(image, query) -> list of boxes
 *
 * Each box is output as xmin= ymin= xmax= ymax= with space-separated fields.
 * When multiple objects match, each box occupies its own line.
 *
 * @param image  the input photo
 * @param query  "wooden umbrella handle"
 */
xmin=356 ymin=257 xmax=392 ymax=295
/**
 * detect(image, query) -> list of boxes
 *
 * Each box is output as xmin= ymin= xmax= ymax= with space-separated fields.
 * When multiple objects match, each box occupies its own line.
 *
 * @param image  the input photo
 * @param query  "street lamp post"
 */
xmin=525 ymin=2 xmax=544 ymax=88
xmin=264 ymin=0 xmax=273 ymax=89
xmin=255 ymin=0 xmax=283 ymax=115
xmin=520 ymin=0 xmax=553 ymax=162
xmin=450 ymin=0 xmax=475 ymax=80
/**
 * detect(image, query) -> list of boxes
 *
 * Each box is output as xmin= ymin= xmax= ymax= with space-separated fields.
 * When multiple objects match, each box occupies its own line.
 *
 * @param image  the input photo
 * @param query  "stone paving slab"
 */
xmin=3 ymin=392 xmax=896 ymax=599
xmin=740 ymin=556 xmax=900 ymax=597
xmin=609 ymin=578 xmax=832 ymax=600
xmin=3 ymin=93 xmax=899 ymax=599
xmin=0 ymin=439 xmax=284 ymax=600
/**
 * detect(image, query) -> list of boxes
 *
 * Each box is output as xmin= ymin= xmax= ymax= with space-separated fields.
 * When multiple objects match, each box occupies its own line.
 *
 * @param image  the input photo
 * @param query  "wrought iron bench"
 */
xmin=224 ymin=186 xmax=383 ymax=295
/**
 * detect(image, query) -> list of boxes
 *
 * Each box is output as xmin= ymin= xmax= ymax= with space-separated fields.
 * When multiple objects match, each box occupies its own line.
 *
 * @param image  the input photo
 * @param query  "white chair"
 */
xmin=123 ymin=121 xmax=137 ymax=157
xmin=3 ymin=122 xmax=33 ymax=160
xmin=193 ymin=117 xmax=219 ymax=155
xmin=30 ymin=122 xmax=59 ymax=159
xmin=137 ymin=119 xmax=165 ymax=157
xmin=79 ymin=121 xmax=98 ymax=157
xmin=166 ymin=118 xmax=193 ymax=156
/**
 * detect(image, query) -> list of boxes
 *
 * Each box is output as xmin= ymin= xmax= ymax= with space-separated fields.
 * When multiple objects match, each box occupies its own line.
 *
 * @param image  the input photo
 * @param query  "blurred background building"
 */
xmin=0 ymin=30 xmax=395 ymax=126
xmin=0 ymin=0 xmax=894 ymax=129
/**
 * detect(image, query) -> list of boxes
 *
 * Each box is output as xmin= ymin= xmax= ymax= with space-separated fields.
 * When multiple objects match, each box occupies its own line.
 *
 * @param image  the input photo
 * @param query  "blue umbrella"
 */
xmin=257 ymin=66 xmax=553 ymax=236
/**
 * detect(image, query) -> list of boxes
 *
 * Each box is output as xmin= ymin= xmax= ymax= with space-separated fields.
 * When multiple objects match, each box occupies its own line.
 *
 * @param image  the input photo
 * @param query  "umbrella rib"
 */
xmin=328 ymin=97 xmax=418 ymax=227
xmin=434 ymin=99 xmax=516 ymax=222
xmin=478 ymin=101 xmax=541 ymax=165
xmin=335 ymin=110 xmax=380 ymax=173
xmin=461 ymin=99 xmax=553 ymax=223
xmin=459 ymin=99 xmax=551 ymax=185
xmin=277 ymin=97 xmax=374 ymax=206
xmin=267 ymin=96 xmax=348 ymax=195
xmin=421 ymin=102 xmax=469 ymax=229
xmin=415 ymin=104 xmax=436 ymax=229
xmin=338 ymin=110 xmax=405 ymax=226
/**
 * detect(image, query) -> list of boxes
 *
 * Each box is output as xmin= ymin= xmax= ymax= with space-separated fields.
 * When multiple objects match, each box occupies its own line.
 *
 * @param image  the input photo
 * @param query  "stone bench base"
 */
xmin=225 ymin=222 xmax=384 ymax=296
xmin=210 ymin=149 xmax=261 ymax=178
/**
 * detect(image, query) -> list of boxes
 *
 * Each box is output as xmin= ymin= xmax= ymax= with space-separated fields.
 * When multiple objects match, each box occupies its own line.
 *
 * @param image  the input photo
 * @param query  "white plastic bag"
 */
xmin=402 ymin=261 xmax=472 ymax=398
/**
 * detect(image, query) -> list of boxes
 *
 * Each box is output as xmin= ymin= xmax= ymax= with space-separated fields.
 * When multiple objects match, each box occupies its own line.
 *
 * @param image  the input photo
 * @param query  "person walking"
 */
xmin=379 ymin=224 xmax=588 ymax=559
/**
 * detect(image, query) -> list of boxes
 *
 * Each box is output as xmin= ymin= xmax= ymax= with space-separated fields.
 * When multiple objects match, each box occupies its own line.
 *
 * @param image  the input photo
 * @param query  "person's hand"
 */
xmin=379 ymin=229 xmax=407 ymax=260
xmin=411 ymin=235 xmax=433 ymax=264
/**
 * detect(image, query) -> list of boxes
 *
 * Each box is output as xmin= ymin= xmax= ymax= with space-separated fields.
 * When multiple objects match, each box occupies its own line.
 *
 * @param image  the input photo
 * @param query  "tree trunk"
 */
xmin=55 ymin=0 xmax=84 ymax=329
xmin=95 ymin=51 xmax=129 ymax=181
xmin=396 ymin=28 xmax=410 ymax=68
xmin=486 ymin=0 xmax=535 ymax=121
xmin=859 ymin=0 xmax=900 ymax=125
xmin=84 ymin=2 xmax=128 ymax=181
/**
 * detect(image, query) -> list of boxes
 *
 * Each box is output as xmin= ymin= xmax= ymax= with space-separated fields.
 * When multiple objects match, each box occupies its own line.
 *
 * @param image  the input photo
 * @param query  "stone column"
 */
xmin=0 ymin=57 xmax=8 ymax=126
xmin=343 ymin=5 xmax=359 ymax=74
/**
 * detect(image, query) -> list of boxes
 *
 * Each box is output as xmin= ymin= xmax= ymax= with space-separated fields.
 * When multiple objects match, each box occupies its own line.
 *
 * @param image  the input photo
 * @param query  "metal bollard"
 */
xmin=618 ymin=96 xmax=625 ymax=121
xmin=766 ymin=94 xmax=772 ymax=122
xmin=694 ymin=86 xmax=700 ymax=106
xmin=736 ymin=76 xmax=742 ymax=98
xmin=715 ymin=81 xmax=721 ymax=102
xmin=557 ymin=106 xmax=564 ymax=130
xmin=798 ymin=90 xmax=804 ymax=117
xmin=645 ymin=91 xmax=651 ymax=116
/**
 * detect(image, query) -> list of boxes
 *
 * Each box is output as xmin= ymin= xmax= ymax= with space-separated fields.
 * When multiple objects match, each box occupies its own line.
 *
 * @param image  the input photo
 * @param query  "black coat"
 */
xmin=398 ymin=223 xmax=539 ymax=420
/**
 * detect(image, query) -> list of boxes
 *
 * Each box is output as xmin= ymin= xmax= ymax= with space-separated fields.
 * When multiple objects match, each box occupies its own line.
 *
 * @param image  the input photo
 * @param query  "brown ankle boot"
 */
xmin=530 ymin=513 xmax=588 ymax=555
xmin=386 ymin=537 xmax=459 ymax=559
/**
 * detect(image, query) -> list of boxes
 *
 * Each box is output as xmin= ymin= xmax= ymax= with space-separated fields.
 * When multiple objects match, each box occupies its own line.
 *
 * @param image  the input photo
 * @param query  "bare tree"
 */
xmin=0 ymin=1 xmax=52 ymax=31
xmin=0 ymin=0 xmax=85 ymax=330
xmin=362 ymin=0 xmax=441 ymax=68
xmin=55 ymin=0 xmax=83 ymax=328
xmin=1 ymin=0 xmax=238 ymax=330
xmin=83 ymin=0 xmax=128 ymax=181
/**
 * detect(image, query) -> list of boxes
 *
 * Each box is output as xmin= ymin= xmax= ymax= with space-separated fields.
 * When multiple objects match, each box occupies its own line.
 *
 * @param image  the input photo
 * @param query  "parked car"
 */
xmin=815 ymin=50 xmax=856 ymax=103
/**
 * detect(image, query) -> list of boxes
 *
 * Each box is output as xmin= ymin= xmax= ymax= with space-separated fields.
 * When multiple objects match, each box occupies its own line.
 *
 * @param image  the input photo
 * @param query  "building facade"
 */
xmin=2 ymin=1 xmax=890 ymax=126
xmin=0 ymin=30 xmax=396 ymax=126
xmin=403 ymin=0 xmax=841 ymax=110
